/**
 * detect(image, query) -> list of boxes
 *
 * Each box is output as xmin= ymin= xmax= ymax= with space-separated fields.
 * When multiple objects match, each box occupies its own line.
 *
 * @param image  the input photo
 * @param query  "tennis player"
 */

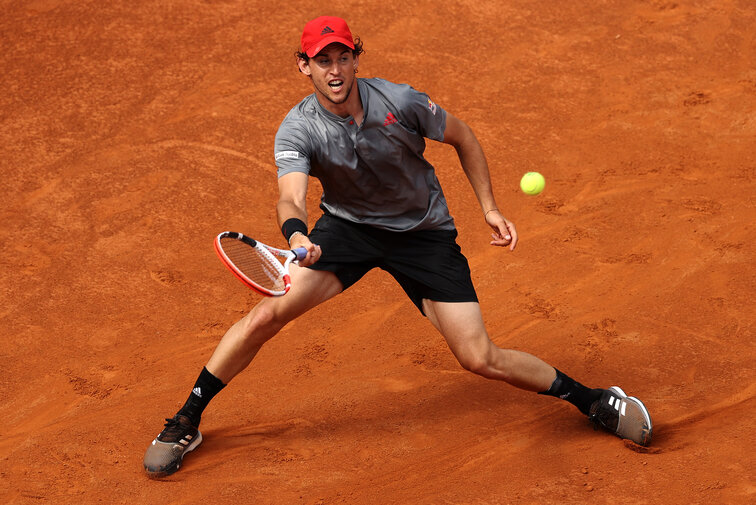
xmin=144 ymin=16 xmax=652 ymax=478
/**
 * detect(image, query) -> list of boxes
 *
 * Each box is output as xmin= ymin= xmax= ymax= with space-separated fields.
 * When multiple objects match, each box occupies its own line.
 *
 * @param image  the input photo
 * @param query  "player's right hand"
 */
xmin=290 ymin=234 xmax=322 ymax=266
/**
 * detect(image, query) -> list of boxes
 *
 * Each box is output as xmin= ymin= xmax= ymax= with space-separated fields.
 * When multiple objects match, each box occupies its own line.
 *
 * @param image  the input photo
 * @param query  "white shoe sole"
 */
xmin=144 ymin=430 xmax=203 ymax=478
xmin=608 ymin=387 xmax=653 ymax=446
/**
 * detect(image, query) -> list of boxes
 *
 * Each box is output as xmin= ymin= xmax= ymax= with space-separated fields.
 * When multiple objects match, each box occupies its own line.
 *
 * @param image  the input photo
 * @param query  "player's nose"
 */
xmin=327 ymin=63 xmax=341 ymax=75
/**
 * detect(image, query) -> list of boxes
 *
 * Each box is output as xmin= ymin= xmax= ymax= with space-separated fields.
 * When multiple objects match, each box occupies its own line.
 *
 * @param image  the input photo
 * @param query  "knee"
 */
xmin=237 ymin=303 xmax=285 ymax=342
xmin=455 ymin=340 xmax=498 ymax=377
xmin=458 ymin=354 xmax=490 ymax=376
xmin=456 ymin=342 xmax=517 ymax=381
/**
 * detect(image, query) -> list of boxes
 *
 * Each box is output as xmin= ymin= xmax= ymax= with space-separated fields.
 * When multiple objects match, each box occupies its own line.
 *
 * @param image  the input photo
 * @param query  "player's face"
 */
xmin=300 ymin=44 xmax=358 ymax=111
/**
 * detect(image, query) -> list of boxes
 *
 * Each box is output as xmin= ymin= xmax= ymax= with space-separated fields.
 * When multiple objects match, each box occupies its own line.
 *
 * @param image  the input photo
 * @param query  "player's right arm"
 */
xmin=275 ymin=109 xmax=322 ymax=266
xmin=277 ymin=171 xmax=321 ymax=266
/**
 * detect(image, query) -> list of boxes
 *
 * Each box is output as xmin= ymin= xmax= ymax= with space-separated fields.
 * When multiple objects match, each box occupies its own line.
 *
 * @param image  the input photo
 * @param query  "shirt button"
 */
xmin=349 ymin=120 xmax=354 ymax=125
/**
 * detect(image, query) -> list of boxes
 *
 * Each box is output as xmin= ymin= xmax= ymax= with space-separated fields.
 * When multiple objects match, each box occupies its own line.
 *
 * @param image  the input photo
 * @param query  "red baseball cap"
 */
xmin=301 ymin=16 xmax=355 ymax=57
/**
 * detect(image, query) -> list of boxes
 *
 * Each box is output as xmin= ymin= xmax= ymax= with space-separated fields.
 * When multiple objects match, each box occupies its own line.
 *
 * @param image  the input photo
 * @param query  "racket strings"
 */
xmin=220 ymin=238 xmax=286 ymax=291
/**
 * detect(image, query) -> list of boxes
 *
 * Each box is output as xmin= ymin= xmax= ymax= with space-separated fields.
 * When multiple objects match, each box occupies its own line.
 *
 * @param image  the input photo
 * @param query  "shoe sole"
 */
xmin=624 ymin=396 xmax=653 ymax=446
xmin=608 ymin=387 xmax=653 ymax=446
xmin=144 ymin=430 xmax=203 ymax=478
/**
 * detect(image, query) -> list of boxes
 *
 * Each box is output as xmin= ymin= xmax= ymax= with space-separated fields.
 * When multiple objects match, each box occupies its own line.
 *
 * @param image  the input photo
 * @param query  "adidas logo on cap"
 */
xmin=321 ymin=26 xmax=334 ymax=35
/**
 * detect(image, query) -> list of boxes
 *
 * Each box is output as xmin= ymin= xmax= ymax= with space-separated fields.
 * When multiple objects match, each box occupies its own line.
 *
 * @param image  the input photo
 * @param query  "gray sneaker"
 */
xmin=143 ymin=415 xmax=203 ymax=478
xmin=589 ymin=386 xmax=653 ymax=446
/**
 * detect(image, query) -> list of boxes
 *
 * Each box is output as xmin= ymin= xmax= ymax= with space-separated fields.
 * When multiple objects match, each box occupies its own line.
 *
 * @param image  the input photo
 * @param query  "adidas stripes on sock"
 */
xmin=176 ymin=367 xmax=226 ymax=426
xmin=538 ymin=368 xmax=603 ymax=416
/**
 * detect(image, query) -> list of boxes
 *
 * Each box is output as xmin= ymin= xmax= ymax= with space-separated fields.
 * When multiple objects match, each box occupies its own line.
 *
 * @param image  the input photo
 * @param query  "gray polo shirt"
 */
xmin=274 ymin=77 xmax=455 ymax=232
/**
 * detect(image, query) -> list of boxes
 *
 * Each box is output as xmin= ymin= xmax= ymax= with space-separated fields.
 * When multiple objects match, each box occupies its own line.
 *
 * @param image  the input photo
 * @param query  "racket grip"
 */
xmin=292 ymin=247 xmax=308 ymax=261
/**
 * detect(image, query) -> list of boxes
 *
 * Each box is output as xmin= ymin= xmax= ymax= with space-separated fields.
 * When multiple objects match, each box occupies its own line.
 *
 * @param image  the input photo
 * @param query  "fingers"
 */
xmin=295 ymin=244 xmax=321 ymax=267
xmin=488 ymin=217 xmax=518 ymax=251
xmin=290 ymin=236 xmax=322 ymax=267
xmin=489 ymin=232 xmax=511 ymax=248
xmin=304 ymin=244 xmax=322 ymax=266
xmin=505 ymin=220 xmax=518 ymax=250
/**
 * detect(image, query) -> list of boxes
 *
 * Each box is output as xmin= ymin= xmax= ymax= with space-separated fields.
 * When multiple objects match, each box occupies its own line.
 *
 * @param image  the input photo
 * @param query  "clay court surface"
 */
xmin=2 ymin=0 xmax=754 ymax=503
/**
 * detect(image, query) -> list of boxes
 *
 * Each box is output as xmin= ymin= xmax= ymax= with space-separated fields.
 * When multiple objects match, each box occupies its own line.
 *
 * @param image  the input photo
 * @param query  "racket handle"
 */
xmin=292 ymin=247 xmax=308 ymax=261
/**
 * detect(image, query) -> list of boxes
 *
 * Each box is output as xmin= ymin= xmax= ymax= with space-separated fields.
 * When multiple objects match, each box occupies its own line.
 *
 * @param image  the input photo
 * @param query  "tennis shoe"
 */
xmin=589 ymin=386 xmax=653 ymax=446
xmin=143 ymin=415 xmax=202 ymax=478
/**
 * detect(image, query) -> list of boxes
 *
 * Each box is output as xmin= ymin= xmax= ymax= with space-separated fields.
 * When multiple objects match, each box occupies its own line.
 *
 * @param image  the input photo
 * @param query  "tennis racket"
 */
xmin=214 ymin=231 xmax=307 ymax=296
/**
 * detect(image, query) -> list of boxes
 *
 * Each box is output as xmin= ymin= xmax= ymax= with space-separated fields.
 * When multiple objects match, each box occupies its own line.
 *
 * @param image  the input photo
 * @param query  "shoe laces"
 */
xmin=587 ymin=394 xmax=618 ymax=432
xmin=163 ymin=416 xmax=182 ymax=429
xmin=589 ymin=412 xmax=602 ymax=431
xmin=158 ymin=416 xmax=195 ymax=442
xmin=588 ymin=404 xmax=601 ymax=431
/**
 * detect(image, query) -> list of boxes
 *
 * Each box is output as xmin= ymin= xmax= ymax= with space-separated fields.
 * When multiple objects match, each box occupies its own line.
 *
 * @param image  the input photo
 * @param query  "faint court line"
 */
xmin=155 ymin=140 xmax=276 ymax=173
xmin=637 ymin=315 xmax=737 ymax=346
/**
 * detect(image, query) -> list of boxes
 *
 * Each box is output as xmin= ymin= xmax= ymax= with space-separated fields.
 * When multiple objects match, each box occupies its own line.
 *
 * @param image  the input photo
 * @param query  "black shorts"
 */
xmin=307 ymin=214 xmax=478 ymax=314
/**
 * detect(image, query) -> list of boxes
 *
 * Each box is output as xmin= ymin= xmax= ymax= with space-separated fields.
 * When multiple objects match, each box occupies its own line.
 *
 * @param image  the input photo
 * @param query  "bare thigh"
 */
xmin=261 ymin=263 xmax=345 ymax=323
xmin=422 ymin=300 xmax=491 ymax=368
xmin=206 ymin=265 xmax=343 ymax=382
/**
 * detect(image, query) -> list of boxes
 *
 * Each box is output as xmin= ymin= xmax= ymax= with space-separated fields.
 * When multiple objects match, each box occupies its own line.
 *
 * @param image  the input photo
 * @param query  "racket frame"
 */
xmin=214 ymin=231 xmax=306 ymax=297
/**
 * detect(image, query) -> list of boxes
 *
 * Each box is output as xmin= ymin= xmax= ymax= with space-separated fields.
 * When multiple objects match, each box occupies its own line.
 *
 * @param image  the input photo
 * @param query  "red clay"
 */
xmin=1 ymin=1 xmax=754 ymax=504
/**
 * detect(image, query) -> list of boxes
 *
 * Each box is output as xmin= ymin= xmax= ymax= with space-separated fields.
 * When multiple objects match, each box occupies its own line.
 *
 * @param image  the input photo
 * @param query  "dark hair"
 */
xmin=295 ymin=36 xmax=364 ymax=63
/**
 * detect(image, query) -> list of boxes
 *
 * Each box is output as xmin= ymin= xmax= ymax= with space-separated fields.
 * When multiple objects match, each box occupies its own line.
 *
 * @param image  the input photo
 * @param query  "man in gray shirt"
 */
xmin=144 ymin=15 xmax=652 ymax=478
xmin=275 ymin=76 xmax=455 ymax=232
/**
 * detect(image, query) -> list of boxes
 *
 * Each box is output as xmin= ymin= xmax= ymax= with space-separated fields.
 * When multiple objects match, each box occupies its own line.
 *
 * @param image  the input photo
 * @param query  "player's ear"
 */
xmin=297 ymin=57 xmax=311 ymax=76
xmin=353 ymin=55 xmax=359 ymax=74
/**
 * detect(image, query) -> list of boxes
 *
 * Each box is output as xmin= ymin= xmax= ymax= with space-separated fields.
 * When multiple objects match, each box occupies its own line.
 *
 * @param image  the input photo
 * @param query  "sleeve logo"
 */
xmin=275 ymin=151 xmax=300 ymax=160
xmin=427 ymin=98 xmax=437 ymax=115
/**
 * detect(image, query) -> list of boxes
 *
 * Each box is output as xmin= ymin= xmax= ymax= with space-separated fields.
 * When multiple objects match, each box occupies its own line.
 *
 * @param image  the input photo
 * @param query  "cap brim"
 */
xmin=305 ymin=35 xmax=355 ymax=57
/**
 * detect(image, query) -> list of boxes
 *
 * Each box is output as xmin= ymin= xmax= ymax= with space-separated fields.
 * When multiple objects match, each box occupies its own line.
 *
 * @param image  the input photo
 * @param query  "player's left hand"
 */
xmin=486 ymin=210 xmax=518 ymax=251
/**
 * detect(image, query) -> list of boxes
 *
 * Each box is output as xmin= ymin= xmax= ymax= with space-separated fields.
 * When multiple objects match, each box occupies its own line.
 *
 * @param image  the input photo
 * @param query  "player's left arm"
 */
xmin=442 ymin=112 xmax=517 ymax=250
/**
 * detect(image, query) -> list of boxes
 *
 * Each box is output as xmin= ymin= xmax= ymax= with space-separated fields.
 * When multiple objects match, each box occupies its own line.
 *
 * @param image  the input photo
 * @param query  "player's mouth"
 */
xmin=328 ymin=79 xmax=344 ymax=92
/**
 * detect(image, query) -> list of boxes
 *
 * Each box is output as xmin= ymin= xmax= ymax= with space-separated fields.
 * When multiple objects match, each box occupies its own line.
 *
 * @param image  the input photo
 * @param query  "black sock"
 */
xmin=538 ymin=368 xmax=603 ymax=416
xmin=176 ymin=367 xmax=226 ymax=426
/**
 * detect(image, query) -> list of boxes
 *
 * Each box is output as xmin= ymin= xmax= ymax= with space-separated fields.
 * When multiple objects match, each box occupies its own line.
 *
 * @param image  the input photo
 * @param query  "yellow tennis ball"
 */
xmin=520 ymin=172 xmax=545 ymax=195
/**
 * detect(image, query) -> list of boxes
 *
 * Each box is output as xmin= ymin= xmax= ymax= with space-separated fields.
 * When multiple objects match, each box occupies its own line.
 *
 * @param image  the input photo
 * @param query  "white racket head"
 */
xmin=214 ymin=232 xmax=306 ymax=296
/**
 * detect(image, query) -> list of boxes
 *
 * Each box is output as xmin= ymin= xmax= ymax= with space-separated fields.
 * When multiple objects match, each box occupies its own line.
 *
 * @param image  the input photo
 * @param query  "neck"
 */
xmin=317 ymin=78 xmax=363 ymax=120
